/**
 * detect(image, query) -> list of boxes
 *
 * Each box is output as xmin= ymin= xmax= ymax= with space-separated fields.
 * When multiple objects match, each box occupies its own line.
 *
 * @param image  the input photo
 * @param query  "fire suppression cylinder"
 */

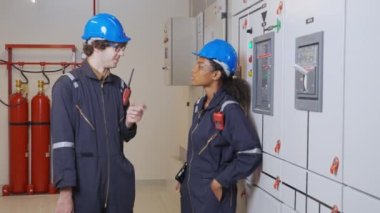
xmin=8 ymin=80 xmax=29 ymax=194
xmin=31 ymin=80 xmax=50 ymax=193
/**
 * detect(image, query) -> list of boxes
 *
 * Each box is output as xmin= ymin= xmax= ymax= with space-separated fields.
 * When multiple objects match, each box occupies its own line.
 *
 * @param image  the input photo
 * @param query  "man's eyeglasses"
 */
xmin=109 ymin=42 xmax=127 ymax=52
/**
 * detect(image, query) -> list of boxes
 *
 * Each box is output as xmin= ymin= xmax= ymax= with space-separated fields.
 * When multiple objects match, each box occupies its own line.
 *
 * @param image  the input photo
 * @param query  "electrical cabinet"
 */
xmin=163 ymin=17 xmax=196 ymax=86
xmin=230 ymin=0 xmax=380 ymax=212
xmin=281 ymin=204 xmax=297 ymax=213
xmin=344 ymin=0 xmax=380 ymax=199
xmin=246 ymin=185 xmax=281 ymax=213
xmin=306 ymin=0 xmax=345 ymax=182
xmin=203 ymin=0 xmax=226 ymax=43
xmin=343 ymin=187 xmax=380 ymax=213
xmin=238 ymin=0 xmax=283 ymax=161
xmin=236 ymin=9 xmax=264 ymax=142
xmin=294 ymin=31 xmax=324 ymax=112
xmin=231 ymin=0 xmax=262 ymax=15
xmin=295 ymin=192 xmax=306 ymax=213
xmin=252 ymin=32 xmax=275 ymax=116
xmin=196 ymin=12 xmax=204 ymax=51
xmin=258 ymin=154 xmax=281 ymax=200
xmin=307 ymin=172 xmax=342 ymax=212
xmin=306 ymin=198 xmax=320 ymax=213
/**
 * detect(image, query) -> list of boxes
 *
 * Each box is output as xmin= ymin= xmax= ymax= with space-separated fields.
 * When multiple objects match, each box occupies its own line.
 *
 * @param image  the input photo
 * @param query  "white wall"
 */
xmin=0 ymin=0 xmax=190 ymax=186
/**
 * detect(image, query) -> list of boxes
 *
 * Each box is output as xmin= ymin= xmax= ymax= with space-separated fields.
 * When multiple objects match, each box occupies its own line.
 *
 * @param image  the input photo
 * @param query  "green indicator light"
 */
xmin=276 ymin=18 xmax=282 ymax=33
xmin=248 ymin=41 xmax=253 ymax=49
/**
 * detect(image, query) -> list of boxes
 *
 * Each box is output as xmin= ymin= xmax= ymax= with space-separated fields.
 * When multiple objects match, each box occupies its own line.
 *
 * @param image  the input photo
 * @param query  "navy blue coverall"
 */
xmin=180 ymin=88 xmax=262 ymax=213
xmin=51 ymin=60 xmax=137 ymax=213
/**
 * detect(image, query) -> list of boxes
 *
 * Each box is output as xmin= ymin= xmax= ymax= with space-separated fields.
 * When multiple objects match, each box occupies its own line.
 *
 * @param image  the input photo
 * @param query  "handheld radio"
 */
xmin=122 ymin=68 xmax=134 ymax=106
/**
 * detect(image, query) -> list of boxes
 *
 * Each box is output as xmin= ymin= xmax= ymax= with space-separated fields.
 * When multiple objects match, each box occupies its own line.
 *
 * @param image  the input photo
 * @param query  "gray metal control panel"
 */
xmin=294 ymin=31 xmax=323 ymax=112
xmin=163 ymin=17 xmax=196 ymax=86
xmin=252 ymin=32 xmax=275 ymax=115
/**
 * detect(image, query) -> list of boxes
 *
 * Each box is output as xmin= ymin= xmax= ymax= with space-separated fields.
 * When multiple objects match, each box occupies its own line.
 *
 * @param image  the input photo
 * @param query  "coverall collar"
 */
xmin=81 ymin=59 xmax=115 ymax=83
xmin=200 ymin=87 xmax=227 ymax=111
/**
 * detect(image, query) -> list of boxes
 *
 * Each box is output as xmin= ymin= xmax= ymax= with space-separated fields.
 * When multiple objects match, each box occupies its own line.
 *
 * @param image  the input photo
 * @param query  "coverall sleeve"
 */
xmin=51 ymin=79 xmax=77 ymax=189
xmin=120 ymin=121 xmax=137 ymax=142
xmin=119 ymin=79 xmax=137 ymax=142
xmin=215 ymin=105 xmax=262 ymax=188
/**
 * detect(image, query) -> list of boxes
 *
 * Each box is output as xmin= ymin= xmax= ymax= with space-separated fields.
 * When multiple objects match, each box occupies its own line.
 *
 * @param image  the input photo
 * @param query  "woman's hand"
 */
xmin=175 ymin=181 xmax=181 ymax=192
xmin=210 ymin=179 xmax=223 ymax=202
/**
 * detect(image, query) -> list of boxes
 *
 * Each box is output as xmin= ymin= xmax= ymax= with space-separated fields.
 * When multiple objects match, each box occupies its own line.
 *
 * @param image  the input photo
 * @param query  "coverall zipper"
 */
xmin=187 ymin=110 xmax=204 ymax=213
xmin=198 ymin=132 xmax=218 ymax=155
xmin=230 ymin=188 xmax=233 ymax=207
xmin=100 ymin=82 xmax=111 ymax=209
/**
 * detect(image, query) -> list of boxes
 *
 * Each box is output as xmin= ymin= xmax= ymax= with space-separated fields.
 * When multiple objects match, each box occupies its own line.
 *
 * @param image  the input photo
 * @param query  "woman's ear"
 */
xmin=212 ymin=70 xmax=222 ymax=81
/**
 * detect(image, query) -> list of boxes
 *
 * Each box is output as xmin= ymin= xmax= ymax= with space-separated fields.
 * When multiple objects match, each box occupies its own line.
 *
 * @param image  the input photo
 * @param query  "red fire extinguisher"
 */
xmin=8 ymin=80 xmax=29 ymax=194
xmin=31 ymin=80 xmax=50 ymax=193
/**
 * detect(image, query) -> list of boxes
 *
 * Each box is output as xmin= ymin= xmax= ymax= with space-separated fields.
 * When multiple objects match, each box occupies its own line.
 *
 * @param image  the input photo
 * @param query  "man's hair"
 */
xmin=83 ymin=40 xmax=127 ymax=56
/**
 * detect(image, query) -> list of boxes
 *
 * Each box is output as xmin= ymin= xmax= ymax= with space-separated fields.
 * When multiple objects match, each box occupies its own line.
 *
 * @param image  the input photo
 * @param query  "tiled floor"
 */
xmin=0 ymin=180 xmax=180 ymax=213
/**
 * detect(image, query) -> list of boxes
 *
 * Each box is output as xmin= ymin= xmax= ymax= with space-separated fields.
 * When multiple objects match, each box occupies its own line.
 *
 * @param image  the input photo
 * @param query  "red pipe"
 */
xmin=5 ymin=44 xmax=79 ymax=95
xmin=5 ymin=44 xmax=76 ymax=51
xmin=11 ymin=62 xmax=80 ymax=66
xmin=7 ymin=49 xmax=12 ymax=95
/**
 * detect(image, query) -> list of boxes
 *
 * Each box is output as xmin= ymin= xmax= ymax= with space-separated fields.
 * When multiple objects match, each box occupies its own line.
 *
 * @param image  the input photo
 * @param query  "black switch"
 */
xmin=261 ymin=11 xmax=267 ymax=22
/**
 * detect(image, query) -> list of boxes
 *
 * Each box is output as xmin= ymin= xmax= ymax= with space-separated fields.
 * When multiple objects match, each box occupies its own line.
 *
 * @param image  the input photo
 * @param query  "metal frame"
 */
xmin=4 ymin=44 xmax=81 ymax=95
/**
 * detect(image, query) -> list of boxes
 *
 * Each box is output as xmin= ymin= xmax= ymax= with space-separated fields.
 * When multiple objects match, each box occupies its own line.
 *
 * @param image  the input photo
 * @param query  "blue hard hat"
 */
xmin=82 ymin=13 xmax=131 ymax=43
xmin=193 ymin=39 xmax=237 ymax=77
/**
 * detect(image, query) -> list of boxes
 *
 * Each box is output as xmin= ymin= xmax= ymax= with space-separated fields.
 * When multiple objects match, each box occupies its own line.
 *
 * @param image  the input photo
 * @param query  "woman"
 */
xmin=178 ymin=39 xmax=262 ymax=213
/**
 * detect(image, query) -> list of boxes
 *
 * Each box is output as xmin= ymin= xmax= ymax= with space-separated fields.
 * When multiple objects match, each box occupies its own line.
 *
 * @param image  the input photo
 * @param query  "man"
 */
xmin=51 ymin=13 xmax=145 ymax=213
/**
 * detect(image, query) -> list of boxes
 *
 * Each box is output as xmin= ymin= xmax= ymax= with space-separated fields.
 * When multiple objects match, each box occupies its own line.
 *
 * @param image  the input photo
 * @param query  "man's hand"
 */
xmin=126 ymin=104 xmax=146 ymax=128
xmin=210 ymin=179 xmax=223 ymax=202
xmin=55 ymin=188 xmax=73 ymax=213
